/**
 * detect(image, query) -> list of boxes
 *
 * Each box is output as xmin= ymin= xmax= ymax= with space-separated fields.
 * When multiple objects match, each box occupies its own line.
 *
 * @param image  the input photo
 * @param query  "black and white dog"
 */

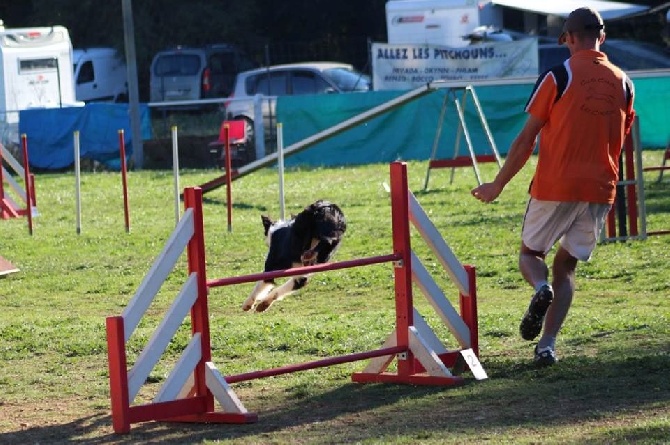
xmin=242 ymin=200 xmax=346 ymax=313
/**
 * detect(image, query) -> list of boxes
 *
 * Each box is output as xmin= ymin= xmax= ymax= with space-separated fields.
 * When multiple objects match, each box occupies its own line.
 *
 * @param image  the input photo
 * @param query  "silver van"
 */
xmin=149 ymin=44 xmax=256 ymax=105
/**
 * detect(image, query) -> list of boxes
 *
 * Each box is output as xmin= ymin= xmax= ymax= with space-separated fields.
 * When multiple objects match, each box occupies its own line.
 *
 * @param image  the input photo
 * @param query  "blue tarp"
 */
xmin=19 ymin=103 xmax=152 ymax=170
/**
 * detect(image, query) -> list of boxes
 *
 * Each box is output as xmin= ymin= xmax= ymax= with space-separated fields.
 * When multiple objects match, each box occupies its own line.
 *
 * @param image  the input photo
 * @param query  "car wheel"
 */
xmin=235 ymin=116 xmax=256 ymax=162
xmin=239 ymin=117 xmax=254 ymax=144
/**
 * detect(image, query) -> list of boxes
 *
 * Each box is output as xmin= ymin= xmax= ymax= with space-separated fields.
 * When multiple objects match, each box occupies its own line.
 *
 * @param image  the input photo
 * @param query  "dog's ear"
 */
xmin=261 ymin=215 xmax=274 ymax=236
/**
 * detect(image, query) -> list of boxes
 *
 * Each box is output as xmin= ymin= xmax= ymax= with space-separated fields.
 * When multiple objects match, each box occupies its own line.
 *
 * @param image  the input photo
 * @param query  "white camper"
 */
xmin=385 ymin=0 xmax=501 ymax=47
xmin=73 ymin=47 xmax=128 ymax=103
xmin=0 ymin=23 xmax=77 ymax=127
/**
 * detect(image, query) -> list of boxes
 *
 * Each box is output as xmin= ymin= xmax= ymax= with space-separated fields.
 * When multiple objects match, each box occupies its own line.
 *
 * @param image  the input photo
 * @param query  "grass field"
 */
xmin=0 ymin=153 xmax=668 ymax=444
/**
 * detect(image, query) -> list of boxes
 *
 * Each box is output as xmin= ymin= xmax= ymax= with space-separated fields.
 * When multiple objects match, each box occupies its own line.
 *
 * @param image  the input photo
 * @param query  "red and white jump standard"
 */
xmin=106 ymin=162 xmax=485 ymax=434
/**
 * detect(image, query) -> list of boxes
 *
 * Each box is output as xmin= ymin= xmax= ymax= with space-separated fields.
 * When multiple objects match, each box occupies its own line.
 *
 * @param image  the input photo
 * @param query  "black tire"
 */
xmin=240 ymin=116 xmax=254 ymax=145
xmin=235 ymin=116 xmax=256 ymax=163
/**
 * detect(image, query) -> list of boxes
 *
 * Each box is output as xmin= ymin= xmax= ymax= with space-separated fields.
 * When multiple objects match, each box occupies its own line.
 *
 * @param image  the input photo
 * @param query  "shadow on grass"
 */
xmin=642 ymin=180 xmax=670 ymax=214
xmin=201 ymin=195 xmax=267 ymax=212
xmin=1 ymin=340 xmax=667 ymax=444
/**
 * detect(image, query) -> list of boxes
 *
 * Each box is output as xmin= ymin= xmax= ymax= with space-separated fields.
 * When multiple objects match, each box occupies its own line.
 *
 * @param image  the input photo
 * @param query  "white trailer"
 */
xmin=386 ymin=0 xmax=502 ymax=47
xmin=0 ymin=24 xmax=77 ymax=129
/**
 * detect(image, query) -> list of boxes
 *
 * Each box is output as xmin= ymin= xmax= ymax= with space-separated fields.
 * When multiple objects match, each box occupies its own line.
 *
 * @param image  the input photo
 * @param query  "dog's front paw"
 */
xmin=255 ymin=300 xmax=273 ymax=312
xmin=241 ymin=297 xmax=256 ymax=312
xmin=301 ymin=250 xmax=317 ymax=266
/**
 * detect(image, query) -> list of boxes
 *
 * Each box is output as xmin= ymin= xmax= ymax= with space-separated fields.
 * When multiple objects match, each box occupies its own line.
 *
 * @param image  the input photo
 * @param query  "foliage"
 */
xmin=0 ymin=153 xmax=668 ymax=443
xmin=1 ymin=1 xmax=667 ymax=102
xmin=0 ymin=0 xmax=388 ymax=100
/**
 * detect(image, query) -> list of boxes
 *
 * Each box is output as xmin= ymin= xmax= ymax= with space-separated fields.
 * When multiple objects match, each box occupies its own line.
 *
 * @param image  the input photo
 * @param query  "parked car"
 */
xmin=149 ymin=44 xmax=256 ymax=105
xmin=224 ymin=62 xmax=371 ymax=146
xmin=73 ymin=47 xmax=128 ymax=103
xmin=538 ymin=39 xmax=670 ymax=73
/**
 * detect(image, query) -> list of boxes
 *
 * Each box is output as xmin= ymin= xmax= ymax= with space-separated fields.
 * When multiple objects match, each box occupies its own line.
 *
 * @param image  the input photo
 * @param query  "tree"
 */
xmin=2 ymin=0 xmax=667 ymax=100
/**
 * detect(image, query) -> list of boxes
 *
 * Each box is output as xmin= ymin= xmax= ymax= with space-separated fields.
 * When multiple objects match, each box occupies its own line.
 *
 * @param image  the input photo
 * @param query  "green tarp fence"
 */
xmin=276 ymin=73 xmax=670 ymax=167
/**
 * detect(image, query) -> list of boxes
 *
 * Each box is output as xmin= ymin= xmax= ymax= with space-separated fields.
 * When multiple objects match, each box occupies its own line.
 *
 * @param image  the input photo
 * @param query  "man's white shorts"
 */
xmin=521 ymin=199 xmax=611 ymax=261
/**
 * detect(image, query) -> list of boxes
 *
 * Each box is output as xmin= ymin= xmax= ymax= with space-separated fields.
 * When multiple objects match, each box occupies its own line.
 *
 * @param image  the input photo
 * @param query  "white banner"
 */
xmin=372 ymin=40 xmax=539 ymax=91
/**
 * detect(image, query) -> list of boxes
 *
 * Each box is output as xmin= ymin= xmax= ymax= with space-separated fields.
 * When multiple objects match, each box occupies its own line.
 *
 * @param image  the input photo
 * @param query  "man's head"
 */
xmin=558 ymin=7 xmax=605 ymax=45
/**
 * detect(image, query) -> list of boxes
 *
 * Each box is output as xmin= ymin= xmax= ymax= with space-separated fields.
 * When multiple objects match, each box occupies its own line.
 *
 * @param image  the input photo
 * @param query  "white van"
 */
xmin=73 ymin=47 xmax=128 ymax=103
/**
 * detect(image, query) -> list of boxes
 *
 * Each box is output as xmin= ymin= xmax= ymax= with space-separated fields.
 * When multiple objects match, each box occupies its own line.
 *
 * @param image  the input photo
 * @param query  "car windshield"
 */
xmin=322 ymin=67 xmax=371 ymax=92
xmin=154 ymin=54 xmax=201 ymax=76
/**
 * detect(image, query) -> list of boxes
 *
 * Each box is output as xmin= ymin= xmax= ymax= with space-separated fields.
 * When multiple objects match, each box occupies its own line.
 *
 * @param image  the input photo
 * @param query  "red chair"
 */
xmin=209 ymin=120 xmax=251 ymax=167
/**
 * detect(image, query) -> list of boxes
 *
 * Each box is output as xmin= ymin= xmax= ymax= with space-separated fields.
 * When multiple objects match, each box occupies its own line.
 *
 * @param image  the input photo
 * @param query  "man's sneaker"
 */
xmin=534 ymin=345 xmax=557 ymax=367
xmin=519 ymin=284 xmax=554 ymax=341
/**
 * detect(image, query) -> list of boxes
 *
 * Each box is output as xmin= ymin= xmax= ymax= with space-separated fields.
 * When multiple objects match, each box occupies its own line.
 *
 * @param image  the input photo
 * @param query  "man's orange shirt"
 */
xmin=526 ymin=49 xmax=635 ymax=204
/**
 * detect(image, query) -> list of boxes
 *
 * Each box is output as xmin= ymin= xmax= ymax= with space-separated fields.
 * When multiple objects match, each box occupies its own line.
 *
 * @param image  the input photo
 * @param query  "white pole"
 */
xmin=277 ymin=123 xmax=285 ymax=220
xmin=172 ymin=125 xmax=180 ymax=225
xmin=74 ymin=131 xmax=82 ymax=234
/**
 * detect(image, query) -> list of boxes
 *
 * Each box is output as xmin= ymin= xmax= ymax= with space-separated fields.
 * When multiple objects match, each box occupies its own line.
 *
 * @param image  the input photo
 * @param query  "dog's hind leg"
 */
xmin=255 ymin=276 xmax=310 ymax=312
xmin=242 ymin=281 xmax=274 ymax=311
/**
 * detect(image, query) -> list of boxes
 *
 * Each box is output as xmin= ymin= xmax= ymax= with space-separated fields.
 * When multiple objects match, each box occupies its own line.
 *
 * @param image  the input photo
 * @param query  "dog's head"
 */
xmin=301 ymin=200 xmax=346 ymax=239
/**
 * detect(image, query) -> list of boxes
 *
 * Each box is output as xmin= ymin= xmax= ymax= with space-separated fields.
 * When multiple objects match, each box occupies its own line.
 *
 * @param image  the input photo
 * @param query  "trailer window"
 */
xmin=19 ymin=58 xmax=58 ymax=73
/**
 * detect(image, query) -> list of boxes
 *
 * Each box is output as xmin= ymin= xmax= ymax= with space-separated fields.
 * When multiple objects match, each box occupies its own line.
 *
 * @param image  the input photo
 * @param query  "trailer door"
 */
xmin=15 ymin=57 xmax=64 ymax=109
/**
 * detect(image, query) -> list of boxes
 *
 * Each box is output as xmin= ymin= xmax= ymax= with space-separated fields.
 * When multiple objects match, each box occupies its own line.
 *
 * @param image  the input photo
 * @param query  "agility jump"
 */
xmin=1 ymin=136 xmax=36 ymax=234
xmin=106 ymin=161 xmax=485 ymax=434
xmin=601 ymin=117 xmax=670 ymax=241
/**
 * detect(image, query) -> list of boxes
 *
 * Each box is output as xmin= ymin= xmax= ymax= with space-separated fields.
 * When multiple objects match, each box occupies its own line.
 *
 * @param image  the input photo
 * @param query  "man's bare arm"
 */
xmin=471 ymin=114 xmax=545 ymax=202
